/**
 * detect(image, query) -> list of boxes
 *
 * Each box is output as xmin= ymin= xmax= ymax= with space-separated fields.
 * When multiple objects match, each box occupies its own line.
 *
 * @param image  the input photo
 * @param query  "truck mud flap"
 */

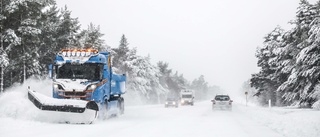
xmin=28 ymin=89 xmax=98 ymax=124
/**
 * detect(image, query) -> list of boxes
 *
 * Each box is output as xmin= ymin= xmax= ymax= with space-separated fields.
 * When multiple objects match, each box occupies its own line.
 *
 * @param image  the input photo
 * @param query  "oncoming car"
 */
xmin=211 ymin=95 xmax=233 ymax=111
xmin=165 ymin=98 xmax=179 ymax=108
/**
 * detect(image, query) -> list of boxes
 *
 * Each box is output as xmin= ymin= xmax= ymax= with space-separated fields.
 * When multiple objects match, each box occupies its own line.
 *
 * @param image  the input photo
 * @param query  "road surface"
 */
xmin=0 ymin=101 xmax=283 ymax=137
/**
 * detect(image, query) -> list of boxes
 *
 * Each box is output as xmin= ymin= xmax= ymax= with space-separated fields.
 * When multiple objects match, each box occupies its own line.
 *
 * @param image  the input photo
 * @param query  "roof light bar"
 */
xmin=59 ymin=49 xmax=98 ymax=57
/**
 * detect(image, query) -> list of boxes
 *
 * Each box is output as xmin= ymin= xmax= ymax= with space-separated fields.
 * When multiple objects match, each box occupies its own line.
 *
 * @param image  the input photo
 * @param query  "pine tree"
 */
xmin=251 ymin=0 xmax=320 ymax=107
xmin=129 ymin=56 xmax=167 ymax=103
xmin=292 ymin=13 xmax=320 ymax=107
xmin=157 ymin=61 xmax=174 ymax=95
xmin=56 ymin=6 xmax=80 ymax=49
xmin=191 ymin=75 xmax=208 ymax=100
xmin=38 ymin=3 xmax=60 ymax=74
xmin=277 ymin=0 xmax=318 ymax=106
xmin=251 ymin=26 xmax=284 ymax=106
xmin=77 ymin=23 xmax=106 ymax=51
xmin=0 ymin=0 xmax=81 ymax=90
xmin=2 ymin=0 xmax=52 ymax=85
xmin=112 ymin=34 xmax=132 ymax=74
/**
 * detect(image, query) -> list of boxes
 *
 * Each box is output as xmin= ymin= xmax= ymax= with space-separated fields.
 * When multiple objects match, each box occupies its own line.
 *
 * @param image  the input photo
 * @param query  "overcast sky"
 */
xmin=56 ymin=0 xmax=317 ymax=94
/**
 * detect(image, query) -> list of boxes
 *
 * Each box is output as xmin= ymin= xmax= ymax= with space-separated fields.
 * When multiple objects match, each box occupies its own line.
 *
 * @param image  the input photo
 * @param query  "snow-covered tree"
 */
xmin=77 ymin=23 xmax=106 ymax=51
xmin=0 ymin=48 xmax=9 ymax=92
xmin=157 ymin=61 xmax=175 ymax=96
xmin=2 ymin=0 xmax=53 ymax=84
xmin=191 ymin=75 xmax=208 ymax=100
xmin=251 ymin=27 xmax=284 ymax=106
xmin=290 ymin=15 xmax=320 ymax=107
xmin=0 ymin=0 xmax=82 ymax=90
xmin=251 ymin=0 xmax=320 ymax=107
xmin=276 ymin=0 xmax=318 ymax=107
xmin=112 ymin=34 xmax=134 ymax=74
xmin=111 ymin=35 xmax=169 ymax=103
xmin=38 ymin=3 xmax=60 ymax=73
xmin=128 ymin=56 xmax=168 ymax=103
xmin=56 ymin=6 xmax=80 ymax=49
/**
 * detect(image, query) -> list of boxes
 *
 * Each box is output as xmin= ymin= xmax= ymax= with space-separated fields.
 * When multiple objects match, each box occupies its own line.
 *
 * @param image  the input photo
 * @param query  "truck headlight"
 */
xmin=86 ymin=84 xmax=97 ymax=91
xmin=53 ymin=84 xmax=64 ymax=90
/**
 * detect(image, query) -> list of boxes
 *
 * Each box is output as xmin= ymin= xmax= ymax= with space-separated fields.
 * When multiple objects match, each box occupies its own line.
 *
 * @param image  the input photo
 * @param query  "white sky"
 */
xmin=55 ymin=0 xmax=317 ymax=94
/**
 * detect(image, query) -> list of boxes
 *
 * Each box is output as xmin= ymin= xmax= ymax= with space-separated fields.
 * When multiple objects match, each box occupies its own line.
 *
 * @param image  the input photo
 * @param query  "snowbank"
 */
xmin=237 ymin=104 xmax=320 ymax=137
xmin=312 ymin=100 xmax=320 ymax=110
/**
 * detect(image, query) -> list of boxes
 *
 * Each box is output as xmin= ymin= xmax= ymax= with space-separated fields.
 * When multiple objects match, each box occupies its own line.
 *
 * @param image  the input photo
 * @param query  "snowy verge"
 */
xmin=235 ymin=103 xmax=320 ymax=137
xmin=312 ymin=100 xmax=320 ymax=110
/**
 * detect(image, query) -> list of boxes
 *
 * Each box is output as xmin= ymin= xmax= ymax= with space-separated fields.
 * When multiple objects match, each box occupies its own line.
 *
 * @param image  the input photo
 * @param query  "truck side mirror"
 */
xmin=48 ymin=64 xmax=52 ymax=79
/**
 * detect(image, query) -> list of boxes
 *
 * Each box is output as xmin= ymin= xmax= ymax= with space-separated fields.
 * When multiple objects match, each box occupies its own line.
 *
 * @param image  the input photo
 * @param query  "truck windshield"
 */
xmin=182 ymin=95 xmax=192 ymax=98
xmin=55 ymin=63 xmax=103 ymax=80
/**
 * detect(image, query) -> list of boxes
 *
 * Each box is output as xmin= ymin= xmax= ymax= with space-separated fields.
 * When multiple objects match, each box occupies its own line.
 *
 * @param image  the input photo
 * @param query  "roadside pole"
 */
xmin=269 ymin=99 xmax=271 ymax=108
xmin=245 ymin=91 xmax=248 ymax=106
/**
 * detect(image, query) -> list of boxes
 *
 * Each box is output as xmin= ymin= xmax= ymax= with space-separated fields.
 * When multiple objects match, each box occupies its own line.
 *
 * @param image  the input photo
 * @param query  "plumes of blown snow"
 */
xmin=0 ymin=77 xmax=52 ymax=121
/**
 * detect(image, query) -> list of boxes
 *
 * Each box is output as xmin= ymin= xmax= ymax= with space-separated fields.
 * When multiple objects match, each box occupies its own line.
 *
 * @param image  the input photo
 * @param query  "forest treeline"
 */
xmin=0 ymin=0 xmax=222 ymax=103
xmin=249 ymin=0 xmax=320 ymax=108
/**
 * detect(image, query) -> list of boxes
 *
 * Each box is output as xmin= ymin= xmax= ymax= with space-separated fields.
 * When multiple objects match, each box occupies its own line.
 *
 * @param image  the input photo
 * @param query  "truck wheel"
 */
xmin=120 ymin=98 xmax=124 ymax=114
xmin=100 ymin=100 xmax=109 ymax=120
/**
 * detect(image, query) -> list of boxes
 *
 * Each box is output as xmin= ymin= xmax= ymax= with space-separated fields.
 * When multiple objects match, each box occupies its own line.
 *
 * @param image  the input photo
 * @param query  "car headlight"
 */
xmin=173 ymin=102 xmax=176 ymax=105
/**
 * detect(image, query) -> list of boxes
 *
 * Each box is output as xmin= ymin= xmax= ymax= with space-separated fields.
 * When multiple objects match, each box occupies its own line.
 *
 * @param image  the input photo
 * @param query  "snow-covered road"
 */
xmin=0 ymin=80 xmax=319 ymax=137
xmin=1 ymin=101 xmax=283 ymax=137
xmin=104 ymin=102 xmax=284 ymax=137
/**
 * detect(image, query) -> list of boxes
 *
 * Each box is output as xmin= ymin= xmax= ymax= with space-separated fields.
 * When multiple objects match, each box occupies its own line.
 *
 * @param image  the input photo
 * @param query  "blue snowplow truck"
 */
xmin=28 ymin=49 xmax=126 ymax=124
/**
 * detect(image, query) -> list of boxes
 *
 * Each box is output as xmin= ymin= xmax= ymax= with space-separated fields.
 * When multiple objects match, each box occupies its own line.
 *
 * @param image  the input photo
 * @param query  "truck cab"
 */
xmin=50 ymin=49 xmax=126 ymax=116
xmin=180 ymin=89 xmax=194 ymax=106
xmin=27 ymin=48 xmax=126 ymax=123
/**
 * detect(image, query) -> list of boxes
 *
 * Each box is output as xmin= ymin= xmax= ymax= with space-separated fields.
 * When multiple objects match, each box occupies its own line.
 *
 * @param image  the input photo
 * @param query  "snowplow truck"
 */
xmin=28 ymin=49 xmax=126 ymax=124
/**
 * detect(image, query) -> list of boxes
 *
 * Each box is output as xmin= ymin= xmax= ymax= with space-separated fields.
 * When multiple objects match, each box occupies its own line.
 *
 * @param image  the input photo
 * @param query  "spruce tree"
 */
xmin=77 ymin=23 xmax=106 ymax=51
xmin=251 ymin=27 xmax=284 ymax=106
xmin=277 ymin=0 xmax=318 ymax=106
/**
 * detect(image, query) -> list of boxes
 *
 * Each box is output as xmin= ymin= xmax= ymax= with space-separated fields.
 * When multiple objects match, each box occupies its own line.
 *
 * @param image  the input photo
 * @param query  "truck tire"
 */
xmin=100 ymin=100 xmax=109 ymax=120
xmin=120 ymin=97 xmax=124 ymax=115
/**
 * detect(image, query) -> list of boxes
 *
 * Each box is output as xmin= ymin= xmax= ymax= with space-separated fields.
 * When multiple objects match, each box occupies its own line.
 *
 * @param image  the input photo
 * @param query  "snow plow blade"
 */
xmin=28 ymin=89 xmax=98 ymax=124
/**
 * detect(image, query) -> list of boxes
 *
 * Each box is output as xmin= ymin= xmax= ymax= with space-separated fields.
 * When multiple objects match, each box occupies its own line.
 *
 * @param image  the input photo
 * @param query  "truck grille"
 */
xmin=64 ymin=92 xmax=86 ymax=96
xmin=60 ymin=91 xmax=91 ymax=100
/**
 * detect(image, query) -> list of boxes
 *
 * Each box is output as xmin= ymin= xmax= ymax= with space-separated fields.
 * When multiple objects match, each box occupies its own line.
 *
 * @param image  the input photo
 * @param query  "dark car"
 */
xmin=165 ymin=98 xmax=179 ymax=108
xmin=211 ymin=95 xmax=233 ymax=111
